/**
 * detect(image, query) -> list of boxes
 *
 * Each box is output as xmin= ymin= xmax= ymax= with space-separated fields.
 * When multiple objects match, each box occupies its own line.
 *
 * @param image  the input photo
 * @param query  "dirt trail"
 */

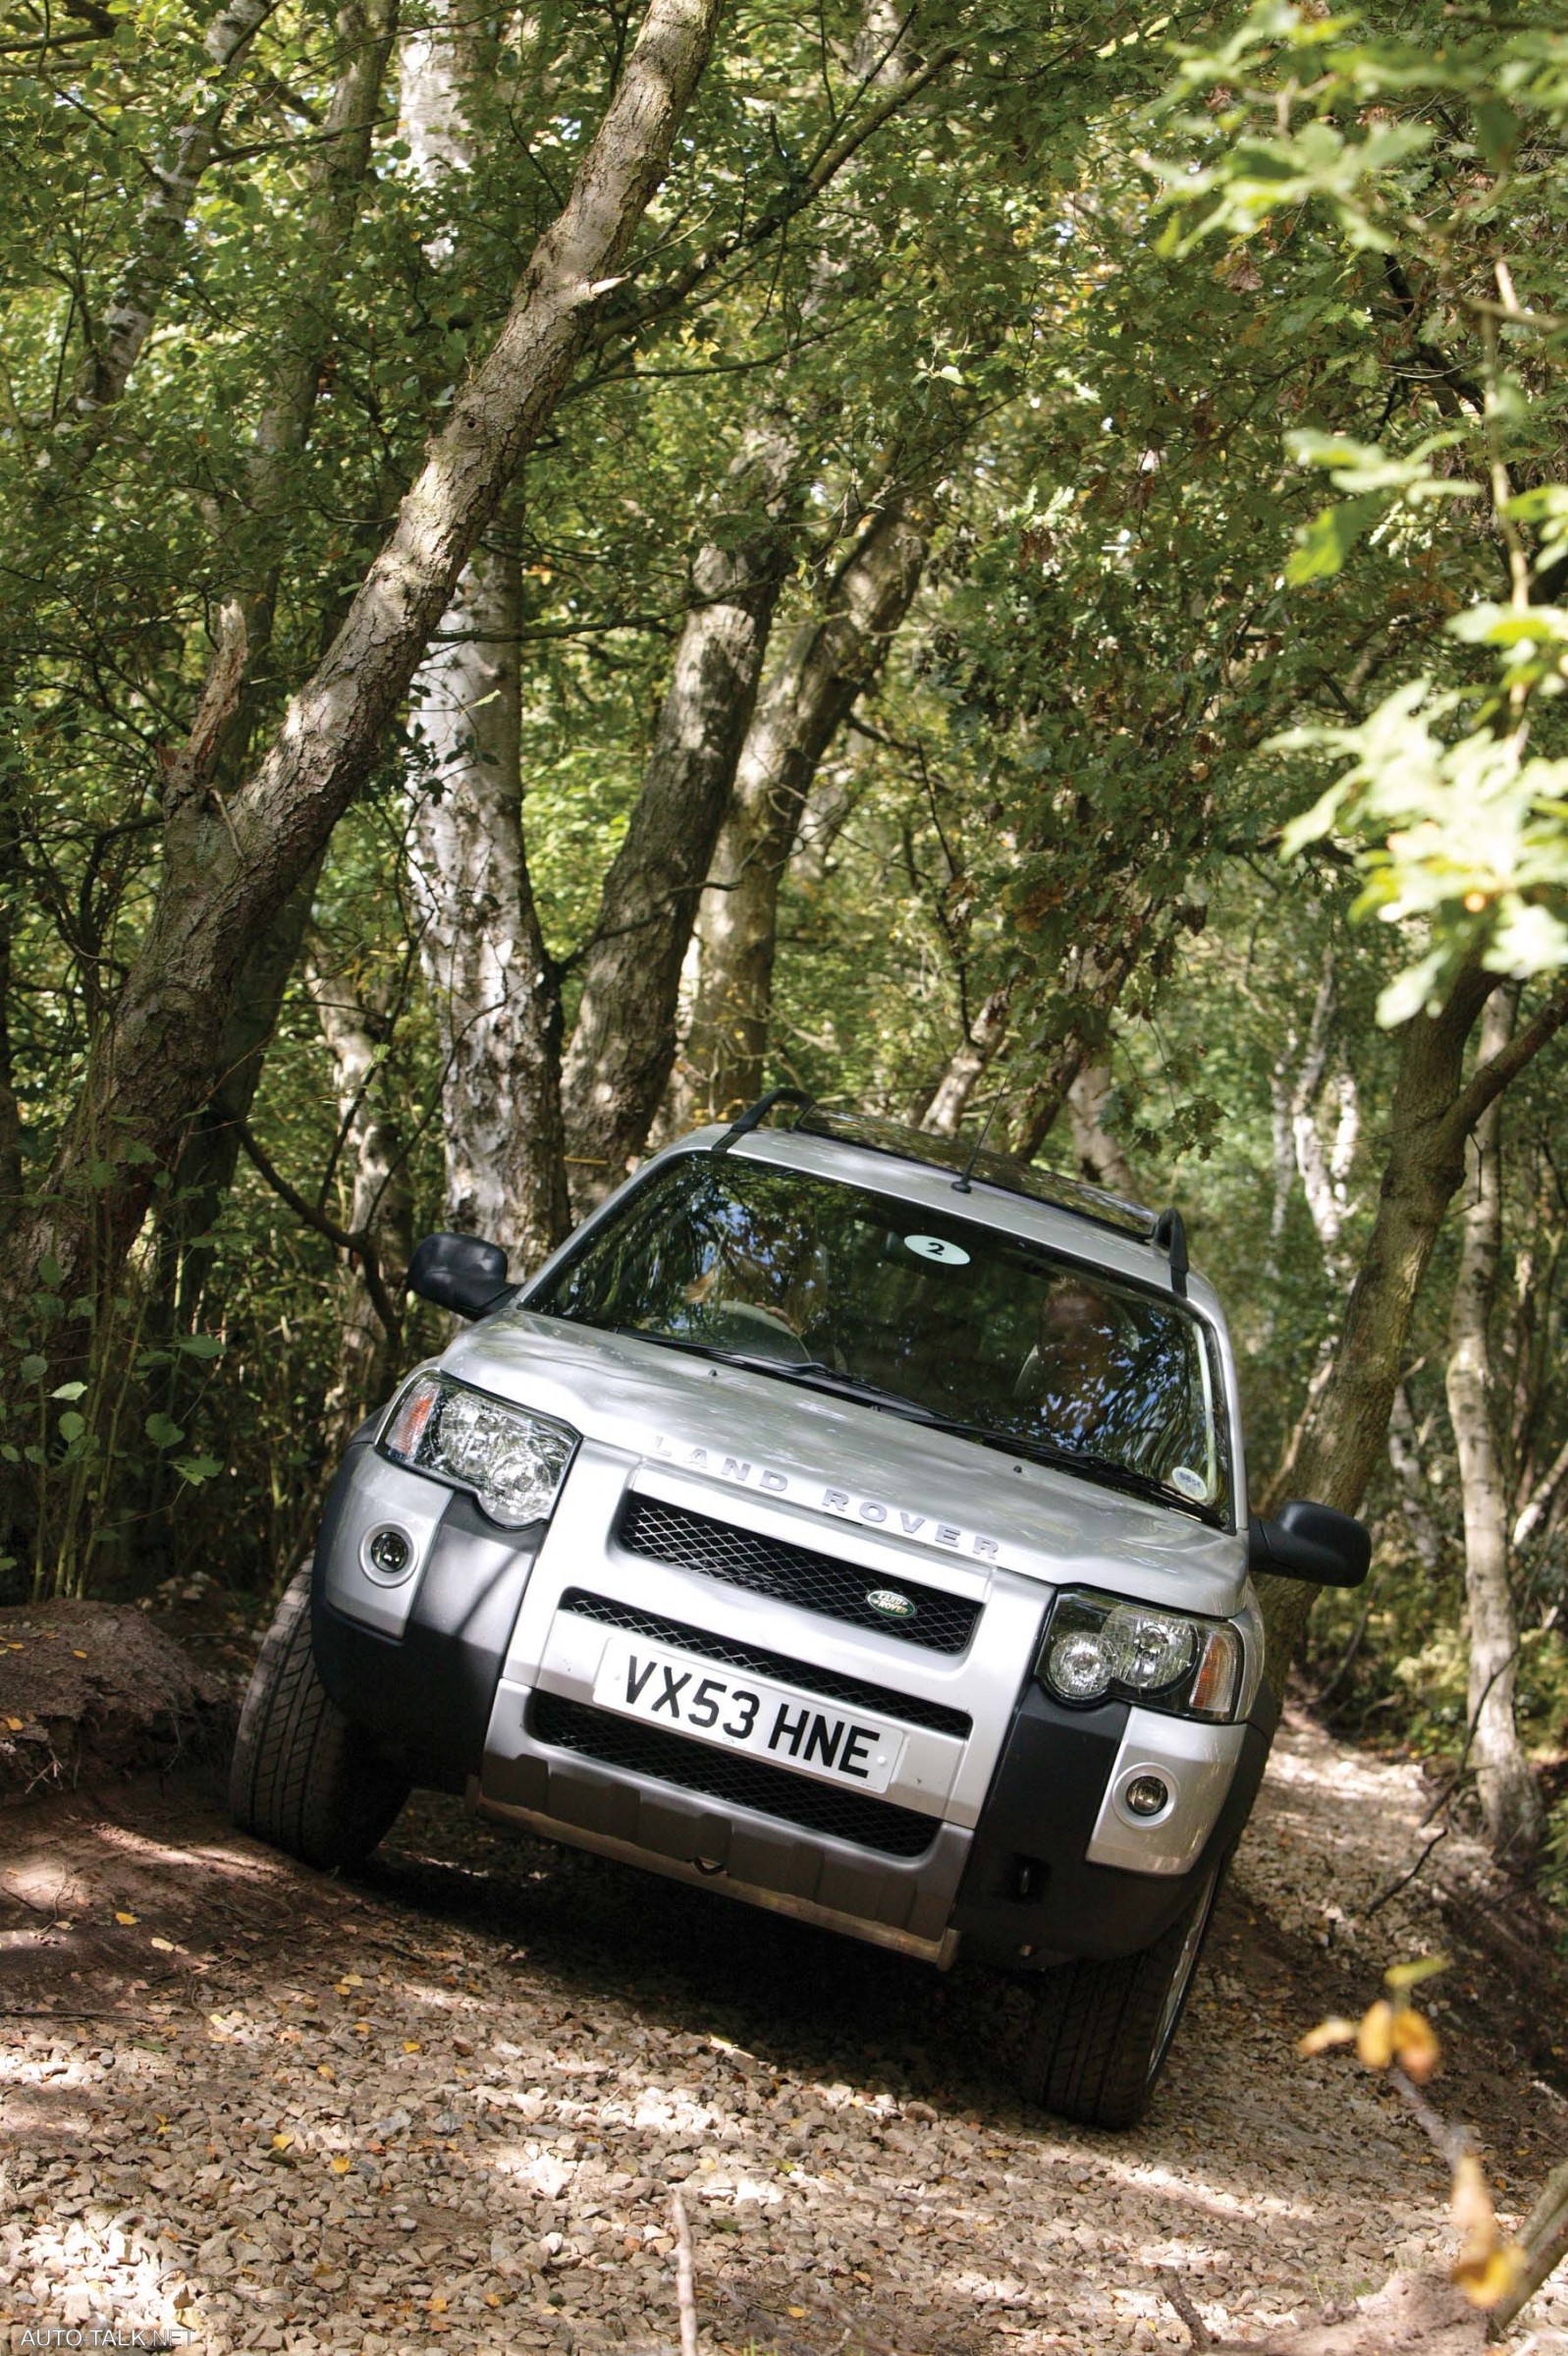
xmin=2 ymin=1707 xmax=1566 ymax=2355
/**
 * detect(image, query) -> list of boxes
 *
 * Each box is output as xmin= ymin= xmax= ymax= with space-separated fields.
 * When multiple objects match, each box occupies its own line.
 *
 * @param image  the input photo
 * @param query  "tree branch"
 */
xmin=1451 ymin=981 xmax=1568 ymax=1142
xmin=233 ymin=1118 xmax=401 ymax=1342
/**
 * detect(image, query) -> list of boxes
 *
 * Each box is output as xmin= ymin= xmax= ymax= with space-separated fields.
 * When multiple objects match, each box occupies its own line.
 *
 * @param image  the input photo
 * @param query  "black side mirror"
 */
xmin=406 ymin=1232 xmax=511 ymax=1320
xmin=1248 ymin=1499 xmax=1371 ymax=1590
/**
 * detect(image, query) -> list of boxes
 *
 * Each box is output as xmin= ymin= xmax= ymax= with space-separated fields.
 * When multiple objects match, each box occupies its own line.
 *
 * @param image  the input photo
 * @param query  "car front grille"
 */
xmin=558 ymin=1589 xmax=971 ymax=1739
xmin=528 ymin=1692 xmax=940 ymax=1859
xmin=617 ymin=1495 xmax=981 ymax=1656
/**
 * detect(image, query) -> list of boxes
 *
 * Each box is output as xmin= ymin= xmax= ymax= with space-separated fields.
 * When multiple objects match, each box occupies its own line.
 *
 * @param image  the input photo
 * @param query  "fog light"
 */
xmin=1123 ymin=1773 xmax=1169 ymax=1819
xmin=366 ymin=1525 xmax=412 ymax=1579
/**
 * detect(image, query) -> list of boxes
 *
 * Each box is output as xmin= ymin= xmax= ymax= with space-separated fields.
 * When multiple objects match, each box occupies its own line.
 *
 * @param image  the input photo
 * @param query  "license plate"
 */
xmin=591 ymin=1638 xmax=902 ymax=1795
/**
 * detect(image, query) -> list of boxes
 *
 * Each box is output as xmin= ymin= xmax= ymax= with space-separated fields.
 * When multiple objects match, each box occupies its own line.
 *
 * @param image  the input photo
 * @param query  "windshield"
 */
xmin=528 ymin=1155 xmax=1232 ymax=1519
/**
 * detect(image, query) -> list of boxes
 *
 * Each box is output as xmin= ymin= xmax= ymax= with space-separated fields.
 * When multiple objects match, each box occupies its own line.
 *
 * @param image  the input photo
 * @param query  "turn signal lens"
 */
xmin=1187 ymin=1623 xmax=1244 ymax=1720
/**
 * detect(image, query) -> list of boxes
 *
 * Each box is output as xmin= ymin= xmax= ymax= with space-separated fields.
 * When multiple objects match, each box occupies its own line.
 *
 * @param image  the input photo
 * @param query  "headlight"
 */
xmin=1039 ymin=1589 xmax=1243 ymax=1724
xmin=380 ymin=1373 xmax=577 ymax=1527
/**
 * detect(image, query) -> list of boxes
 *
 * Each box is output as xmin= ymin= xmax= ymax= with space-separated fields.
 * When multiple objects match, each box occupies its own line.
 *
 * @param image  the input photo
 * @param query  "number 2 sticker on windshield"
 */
xmin=902 ymin=1233 xmax=970 ymax=1265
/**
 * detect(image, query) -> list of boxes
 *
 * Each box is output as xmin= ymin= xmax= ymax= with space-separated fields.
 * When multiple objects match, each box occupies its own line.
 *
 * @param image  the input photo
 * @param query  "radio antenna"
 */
xmin=952 ymin=1087 xmax=1012 ymax=1194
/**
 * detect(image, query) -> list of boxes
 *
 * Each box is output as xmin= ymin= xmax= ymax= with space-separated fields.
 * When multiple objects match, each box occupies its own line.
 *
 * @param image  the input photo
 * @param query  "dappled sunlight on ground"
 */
xmin=1 ymin=1718 xmax=1564 ymax=2353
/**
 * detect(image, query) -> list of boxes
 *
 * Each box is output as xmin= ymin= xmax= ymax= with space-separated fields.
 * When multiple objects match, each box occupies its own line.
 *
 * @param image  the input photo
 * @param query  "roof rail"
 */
xmin=1152 ymin=1207 xmax=1189 ymax=1297
xmin=711 ymin=1087 xmax=815 ymax=1155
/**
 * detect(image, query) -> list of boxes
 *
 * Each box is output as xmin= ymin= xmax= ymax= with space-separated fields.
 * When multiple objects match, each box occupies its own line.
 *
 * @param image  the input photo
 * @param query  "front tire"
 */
xmin=1020 ymin=1853 xmax=1226 ymax=2129
xmin=231 ymin=1566 xmax=408 ymax=1869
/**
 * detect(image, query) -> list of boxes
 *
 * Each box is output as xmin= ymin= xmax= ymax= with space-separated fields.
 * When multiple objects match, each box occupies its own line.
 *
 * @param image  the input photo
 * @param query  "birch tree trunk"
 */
xmin=560 ymin=408 xmax=806 ymax=1204
xmin=0 ymin=0 xmax=727 ymax=1326
xmin=408 ymin=544 xmax=569 ymax=1264
xmin=670 ymin=492 xmax=933 ymax=1129
xmin=47 ymin=0 xmax=278 ymax=476
xmin=401 ymin=6 xmax=570 ymax=1268
xmin=1443 ymin=989 xmax=1543 ymax=1867
xmin=920 ymin=983 xmax=1013 ymax=1139
xmin=1257 ymin=965 xmax=1568 ymax=1688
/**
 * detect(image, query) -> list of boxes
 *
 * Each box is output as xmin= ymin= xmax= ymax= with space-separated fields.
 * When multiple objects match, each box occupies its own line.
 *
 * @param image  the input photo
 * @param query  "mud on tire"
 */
xmin=1020 ymin=1852 xmax=1226 ymax=2130
xmin=230 ymin=1566 xmax=408 ymax=1870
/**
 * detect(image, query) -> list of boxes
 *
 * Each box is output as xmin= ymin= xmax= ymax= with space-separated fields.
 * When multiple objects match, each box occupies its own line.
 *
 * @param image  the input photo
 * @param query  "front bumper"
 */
xmin=312 ymin=1437 xmax=1272 ymax=1968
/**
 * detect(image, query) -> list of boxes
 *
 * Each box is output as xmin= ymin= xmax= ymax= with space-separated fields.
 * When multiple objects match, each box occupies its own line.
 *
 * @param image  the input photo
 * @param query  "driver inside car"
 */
xmin=1013 ymin=1272 xmax=1123 ymax=1446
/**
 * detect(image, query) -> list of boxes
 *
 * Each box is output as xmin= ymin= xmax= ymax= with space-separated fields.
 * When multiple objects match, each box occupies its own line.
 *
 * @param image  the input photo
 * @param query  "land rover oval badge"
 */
xmin=865 ymin=1587 xmax=916 ymax=1621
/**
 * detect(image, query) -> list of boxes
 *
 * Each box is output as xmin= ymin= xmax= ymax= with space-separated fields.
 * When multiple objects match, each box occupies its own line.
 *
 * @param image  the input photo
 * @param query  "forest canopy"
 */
xmin=1 ymin=0 xmax=1565 ymax=1884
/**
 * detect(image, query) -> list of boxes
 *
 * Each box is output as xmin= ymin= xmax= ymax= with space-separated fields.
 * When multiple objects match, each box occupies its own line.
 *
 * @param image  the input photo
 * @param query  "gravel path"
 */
xmin=3 ymin=1710 xmax=1565 ymax=2355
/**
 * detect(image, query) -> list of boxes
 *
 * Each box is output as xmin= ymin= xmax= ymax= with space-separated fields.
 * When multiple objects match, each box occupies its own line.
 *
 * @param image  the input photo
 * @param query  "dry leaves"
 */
xmin=1299 ymin=1957 xmax=1529 ymax=2312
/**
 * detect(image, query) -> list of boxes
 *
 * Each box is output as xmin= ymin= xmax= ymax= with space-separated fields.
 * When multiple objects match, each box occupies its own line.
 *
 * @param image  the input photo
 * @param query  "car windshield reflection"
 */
xmin=528 ymin=1156 xmax=1231 ymax=1521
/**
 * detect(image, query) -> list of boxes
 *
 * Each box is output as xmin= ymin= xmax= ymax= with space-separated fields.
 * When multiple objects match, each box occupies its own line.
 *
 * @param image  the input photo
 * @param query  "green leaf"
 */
xmin=20 ymin=1355 xmax=47 ymax=1383
xmin=58 ymin=1410 xmax=86 ymax=1442
xmin=175 ymin=1334 xmax=224 ymax=1360
xmin=143 ymin=1411 xmax=186 ymax=1450
xmin=50 ymin=1381 xmax=87 ymax=1401
xmin=1285 ymin=494 xmax=1384 ymax=583
xmin=173 ymin=1453 xmax=223 ymax=1485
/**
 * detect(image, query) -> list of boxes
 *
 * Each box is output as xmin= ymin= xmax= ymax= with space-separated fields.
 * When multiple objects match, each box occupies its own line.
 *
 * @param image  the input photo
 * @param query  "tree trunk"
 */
xmin=304 ymin=953 xmax=413 ymax=1440
xmin=0 ymin=0 xmax=726 ymax=1325
xmin=222 ymin=0 xmax=404 ymax=748
xmin=159 ymin=0 xmax=403 ymax=1327
xmin=1257 ymin=965 xmax=1568 ymax=1686
xmin=54 ymin=0 xmax=280 ymax=482
xmin=920 ymin=984 xmax=1013 ymax=1139
xmin=1443 ymin=988 xmax=1542 ymax=1867
xmin=0 ymin=796 xmax=20 ymax=1240
xmin=399 ymin=3 xmax=569 ymax=1269
xmin=671 ymin=492 xmax=933 ymax=1128
xmin=408 ymin=542 xmax=570 ymax=1265
xmin=1065 ymin=1056 xmax=1141 ymax=1199
xmin=563 ymin=0 xmax=924 ymax=1189
xmin=1008 ymin=932 xmax=1147 ymax=1165
xmin=560 ymin=408 xmax=806 ymax=1206
xmin=1387 ymin=1382 xmax=1443 ymax=1573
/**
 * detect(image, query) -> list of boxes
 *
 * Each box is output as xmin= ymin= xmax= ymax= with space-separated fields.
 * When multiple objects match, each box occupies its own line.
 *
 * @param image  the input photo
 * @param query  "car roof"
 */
xmin=702 ymin=1090 xmax=1192 ymax=1295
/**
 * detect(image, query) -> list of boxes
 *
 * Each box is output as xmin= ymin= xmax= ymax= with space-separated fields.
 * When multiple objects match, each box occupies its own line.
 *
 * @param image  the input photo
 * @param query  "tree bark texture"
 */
xmin=400 ymin=1 xmax=570 ymax=1269
xmin=304 ymin=952 xmax=414 ymax=1439
xmin=920 ymin=983 xmax=1013 ymax=1140
xmin=1442 ymin=988 xmax=1542 ymax=1867
xmin=1007 ymin=927 xmax=1149 ymax=1166
xmin=0 ymin=0 xmax=726 ymax=1321
xmin=561 ymin=406 xmax=807 ymax=1206
xmin=224 ymin=0 xmax=403 ymax=744
xmin=669 ymin=493 xmax=933 ymax=1130
xmin=1064 ymin=1056 xmax=1141 ymax=1199
xmin=162 ymin=0 xmax=402 ymax=1322
xmin=1257 ymin=965 xmax=1568 ymax=1684
xmin=408 ymin=544 xmax=570 ymax=1267
xmin=55 ymin=0 xmax=279 ymax=480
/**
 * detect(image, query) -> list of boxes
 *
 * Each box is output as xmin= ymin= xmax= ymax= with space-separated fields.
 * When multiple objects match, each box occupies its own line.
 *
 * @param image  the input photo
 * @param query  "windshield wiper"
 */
xmin=921 ymin=1416 xmax=1224 ymax=1524
xmin=761 ymin=1362 xmax=943 ymax=1420
xmin=601 ymin=1329 xmax=939 ymax=1419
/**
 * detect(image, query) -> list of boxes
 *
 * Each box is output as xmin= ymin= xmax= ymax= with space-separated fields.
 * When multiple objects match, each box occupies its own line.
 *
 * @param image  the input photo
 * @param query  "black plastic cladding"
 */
xmin=559 ymin=1589 xmax=972 ymax=1738
xmin=617 ymin=1496 xmax=981 ymax=1655
xmin=528 ymin=1692 xmax=940 ymax=1858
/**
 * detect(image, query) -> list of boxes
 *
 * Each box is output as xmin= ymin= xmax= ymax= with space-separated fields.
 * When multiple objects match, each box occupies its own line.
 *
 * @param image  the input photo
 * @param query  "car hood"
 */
xmin=440 ymin=1310 xmax=1249 ymax=1619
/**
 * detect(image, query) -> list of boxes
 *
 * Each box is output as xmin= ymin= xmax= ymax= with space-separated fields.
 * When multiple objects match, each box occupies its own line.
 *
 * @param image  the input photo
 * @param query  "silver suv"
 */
xmin=232 ymin=1095 xmax=1367 ymax=2126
